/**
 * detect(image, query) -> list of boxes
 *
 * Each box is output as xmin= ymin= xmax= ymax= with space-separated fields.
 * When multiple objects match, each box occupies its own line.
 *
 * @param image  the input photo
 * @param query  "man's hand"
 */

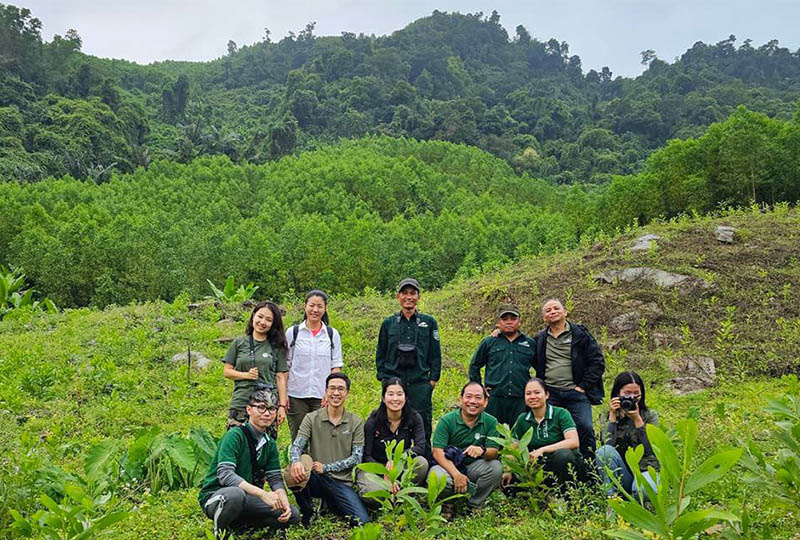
xmin=501 ymin=472 xmax=513 ymax=488
xmin=529 ymin=448 xmax=544 ymax=462
xmin=430 ymin=380 xmax=437 ymax=388
xmin=259 ymin=490 xmax=281 ymax=511
xmin=463 ymin=445 xmax=485 ymax=459
xmin=277 ymin=406 xmax=286 ymax=425
xmin=574 ymin=386 xmax=585 ymax=393
xmin=290 ymin=462 xmax=307 ymax=484
xmin=453 ymin=472 xmax=469 ymax=493
xmin=312 ymin=461 xmax=324 ymax=474
xmin=276 ymin=490 xmax=293 ymax=522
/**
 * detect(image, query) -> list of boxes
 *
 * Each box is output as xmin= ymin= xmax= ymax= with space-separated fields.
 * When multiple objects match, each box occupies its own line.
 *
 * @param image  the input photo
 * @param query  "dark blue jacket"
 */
xmin=534 ymin=323 xmax=605 ymax=405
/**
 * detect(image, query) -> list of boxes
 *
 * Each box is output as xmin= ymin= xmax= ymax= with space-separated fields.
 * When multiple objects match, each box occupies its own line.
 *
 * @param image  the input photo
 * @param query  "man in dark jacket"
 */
xmin=375 ymin=277 xmax=441 ymax=456
xmin=534 ymin=298 xmax=605 ymax=462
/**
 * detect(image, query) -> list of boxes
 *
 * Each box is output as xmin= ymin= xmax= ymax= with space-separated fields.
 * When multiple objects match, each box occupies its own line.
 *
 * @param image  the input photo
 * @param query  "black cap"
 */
xmin=397 ymin=277 xmax=420 ymax=293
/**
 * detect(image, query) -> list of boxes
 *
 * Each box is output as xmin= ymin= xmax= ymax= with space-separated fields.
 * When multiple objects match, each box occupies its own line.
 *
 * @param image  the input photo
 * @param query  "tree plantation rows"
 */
xmin=3 ymin=5 xmax=800 ymax=183
xmin=2 ymin=112 xmax=799 ymax=308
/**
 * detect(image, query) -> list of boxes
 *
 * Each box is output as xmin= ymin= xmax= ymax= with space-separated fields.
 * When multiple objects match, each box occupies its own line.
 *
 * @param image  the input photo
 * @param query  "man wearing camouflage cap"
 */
xmin=375 ymin=277 xmax=442 ymax=456
xmin=468 ymin=304 xmax=537 ymax=426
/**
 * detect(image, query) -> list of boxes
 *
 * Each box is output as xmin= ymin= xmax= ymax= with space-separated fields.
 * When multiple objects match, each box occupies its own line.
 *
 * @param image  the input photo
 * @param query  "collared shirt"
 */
xmin=468 ymin=332 xmax=536 ymax=397
xmin=375 ymin=310 xmax=442 ymax=383
xmin=297 ymin=406 xmax=365 ymax=482
xmin=511 ymin=403 xmax=576 ymax=451
xmin=545 ymin=322 xmax=574 ymax=390
xmin=198 ymin=422 xmax=281 ymax=505
xmin=223 ymin=335 xmax=288 ymax=409
xmin=432 ymin=409 xmax=500 ymax=466
xmin=286 ymin=321 xmax=344 ymax=399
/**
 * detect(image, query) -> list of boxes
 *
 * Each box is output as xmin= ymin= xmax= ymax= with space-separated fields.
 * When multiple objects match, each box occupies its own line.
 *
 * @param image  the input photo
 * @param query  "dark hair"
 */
xmin=246 ymin=301 xmax=288 ymax=353
xmin=303 ymin=289 xmax=330 ymax=326
xmin=460 ymin=381 xmax=488 ymax=399
xmin=373 ymin=377 xmax=415 ymax=426
xmin=524 ymin=377 xmax=548 ymax=394
xmin=610 ymin=371 xmax=648 ymax=412
xmin=326 ymin=372 xmax=350 ymax=390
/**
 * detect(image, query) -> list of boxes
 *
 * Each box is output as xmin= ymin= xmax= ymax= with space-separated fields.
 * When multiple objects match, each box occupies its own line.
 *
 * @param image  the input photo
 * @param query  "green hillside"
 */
xmin=3 ymin=4 xmax=800 ymax=184
xmin=2 ymin=206 xmax=798 ymax=538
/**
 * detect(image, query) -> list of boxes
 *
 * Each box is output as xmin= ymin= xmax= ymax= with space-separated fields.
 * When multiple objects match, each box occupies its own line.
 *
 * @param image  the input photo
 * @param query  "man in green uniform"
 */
xmin=376 ymin=277 xmax=441 ymax=455
xmin=468 ymin=304 xmax=536 ymax=426
xmin=429 ymin=381 xmax=503 ymax=510
xmin=198 ymin=390 xmax=299 ymax=540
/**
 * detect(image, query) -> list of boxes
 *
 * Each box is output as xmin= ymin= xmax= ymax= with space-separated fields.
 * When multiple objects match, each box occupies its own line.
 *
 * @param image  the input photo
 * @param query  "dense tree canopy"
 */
xmin=2 ymin=4 xmax=799 ymax=184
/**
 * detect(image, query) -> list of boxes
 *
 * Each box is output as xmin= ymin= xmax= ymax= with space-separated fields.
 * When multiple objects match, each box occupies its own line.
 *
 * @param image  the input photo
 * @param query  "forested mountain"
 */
xmin=2 ymin=4 xmax=800 ymax=183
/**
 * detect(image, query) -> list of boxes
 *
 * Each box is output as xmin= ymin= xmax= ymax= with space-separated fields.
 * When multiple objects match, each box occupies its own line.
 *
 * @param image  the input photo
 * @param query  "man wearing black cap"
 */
xmin=468 ymin=304 xmax=537 ymax=426
xmin=375 ymin=277 xmax=441 ymax=456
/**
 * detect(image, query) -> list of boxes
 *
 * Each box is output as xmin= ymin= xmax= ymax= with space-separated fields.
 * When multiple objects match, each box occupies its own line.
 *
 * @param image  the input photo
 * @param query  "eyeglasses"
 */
xmin=252 ymin=404 xmax=278 ymax=415
xmin=327 ymin=385 xmax=348 ymax=394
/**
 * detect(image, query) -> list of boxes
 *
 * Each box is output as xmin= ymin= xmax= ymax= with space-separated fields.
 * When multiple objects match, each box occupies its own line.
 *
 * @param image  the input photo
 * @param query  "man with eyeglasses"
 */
xmin=285 ymin=373 xmax=369 ymax=526
xmin=469 ymin=304 xmax=536 ymax=426
xmin=199 ymin=390 xmax=299 ymax=540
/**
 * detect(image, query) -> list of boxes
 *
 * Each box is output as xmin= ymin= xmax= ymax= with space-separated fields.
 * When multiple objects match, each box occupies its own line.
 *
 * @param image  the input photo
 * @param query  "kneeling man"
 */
xmin=198 ymin=390 xmax=299 ymax=539
xmin=429 ymin=381 xmax=503 ymax=510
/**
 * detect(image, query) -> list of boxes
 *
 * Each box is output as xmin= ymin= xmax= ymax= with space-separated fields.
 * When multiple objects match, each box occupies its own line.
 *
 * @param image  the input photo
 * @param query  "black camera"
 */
xmin=619 ymin=395 xmax=638 ymax=411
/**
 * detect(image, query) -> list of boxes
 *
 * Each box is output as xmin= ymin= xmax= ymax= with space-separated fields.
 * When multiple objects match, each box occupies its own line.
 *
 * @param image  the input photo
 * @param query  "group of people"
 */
xmin=198 ymin=279 xmax=661 ymax=538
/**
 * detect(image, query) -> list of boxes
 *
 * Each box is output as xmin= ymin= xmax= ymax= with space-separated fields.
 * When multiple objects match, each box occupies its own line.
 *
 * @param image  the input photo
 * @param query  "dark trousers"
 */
xmin=547 ymin=387 xmax=596 ymax=462
xmin=201 ymin=487 xmax=300 ymax=532
xmin=287 ymin=396 xmax=322 ymax=444
xmin=485 ymin=395 xmax=527 ymax=427
xmin=542 ymin=448 xmax=584 ymax=489
xmin=403 ymin=380 xmax=433 ymax=457
xmin=294 ymin=471 xmax=369 ymax=526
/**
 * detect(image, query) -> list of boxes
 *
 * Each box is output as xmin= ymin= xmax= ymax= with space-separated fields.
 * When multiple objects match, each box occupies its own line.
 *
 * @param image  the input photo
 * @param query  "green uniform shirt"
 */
xmin=545 ymin=323 xmax=574 ymax=390
xmin=298 ymin=407 xmax=365 ymax=482
xmin=376 ymin=311 xmax=441 ymax=383
xmin=511 ymin=404 xmax=576 ymax=451
xmin=468 ymin=332 xmax=536 ymax=397
xmin=223 ymin=335 xmax=288 ymax=410
xmin=432 ymin=409 xmax=500 ymax=466
xmin=198 ymin=422 xmax=281 ymax=505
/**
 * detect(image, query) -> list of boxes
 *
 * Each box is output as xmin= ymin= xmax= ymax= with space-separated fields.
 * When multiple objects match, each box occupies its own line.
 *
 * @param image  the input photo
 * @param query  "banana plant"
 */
xmin=206 ymin=275 xmax=259 ymax=303
xmin=604 ymin=418 xmax=742 ymax=540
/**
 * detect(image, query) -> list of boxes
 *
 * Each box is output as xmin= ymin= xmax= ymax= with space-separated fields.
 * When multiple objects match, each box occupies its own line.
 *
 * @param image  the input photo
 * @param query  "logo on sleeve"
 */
xmin=432 ymin=329 xmax=440 ymax=341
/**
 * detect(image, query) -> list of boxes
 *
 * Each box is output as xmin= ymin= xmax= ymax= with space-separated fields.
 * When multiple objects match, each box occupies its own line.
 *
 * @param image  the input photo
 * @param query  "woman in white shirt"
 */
xmin=285 ymin=289 xmax=344 ymax=442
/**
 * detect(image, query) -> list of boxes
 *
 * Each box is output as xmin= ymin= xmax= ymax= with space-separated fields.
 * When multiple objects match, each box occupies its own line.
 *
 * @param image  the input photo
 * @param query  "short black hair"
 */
xmin=326 ymin=372 xmax=350 ymax=390
xmin=610 ymin=371 xmax=648 ymax=412
xmin=460 ymin=380 xmax=488 ymax=399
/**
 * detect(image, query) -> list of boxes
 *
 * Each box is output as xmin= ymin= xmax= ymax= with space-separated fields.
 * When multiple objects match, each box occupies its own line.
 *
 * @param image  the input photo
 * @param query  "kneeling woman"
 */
xmin=357 ymin=377 xmax=429 ymax=500
xmin=503 ymin=378 xmax=582 ymax=489
xmin=596 ymin=371 xmax=659 ymax=500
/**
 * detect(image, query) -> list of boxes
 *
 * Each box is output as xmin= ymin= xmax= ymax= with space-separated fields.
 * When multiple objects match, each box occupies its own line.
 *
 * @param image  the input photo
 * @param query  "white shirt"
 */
xmin=286 ymin=321 xmax=344 ymax=399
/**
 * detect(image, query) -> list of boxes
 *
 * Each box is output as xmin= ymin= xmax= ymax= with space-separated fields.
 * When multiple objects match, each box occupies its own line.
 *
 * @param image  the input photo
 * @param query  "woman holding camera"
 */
xmin=596 ymin=371 xmax=659 ymax=500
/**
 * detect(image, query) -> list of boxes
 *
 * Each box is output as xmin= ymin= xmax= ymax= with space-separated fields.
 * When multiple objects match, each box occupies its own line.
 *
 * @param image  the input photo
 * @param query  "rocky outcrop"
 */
xmin=630 ymin=234 xmax=662 ymax=251
xmin=595 ymin=267 xmax=710 ymax=294
xmin=716 ymin=226 xmax=736 ymax=243
xmin=171 ymin=351 xmax=212 ymax=369
xmin=609 ymin=301 xmax=663 ymax=333
xmin=666 ymin=355 xmax=716 ymax=394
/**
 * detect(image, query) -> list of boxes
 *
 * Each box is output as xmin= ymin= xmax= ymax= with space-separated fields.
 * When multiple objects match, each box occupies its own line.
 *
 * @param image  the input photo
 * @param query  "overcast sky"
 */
xmin=21 ymin=0 xmax=800 ymax=78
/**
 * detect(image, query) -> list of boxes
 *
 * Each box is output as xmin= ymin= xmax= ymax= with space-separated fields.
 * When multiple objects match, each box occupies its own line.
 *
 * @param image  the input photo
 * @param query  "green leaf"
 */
xmin=609 ymin=499 xmax=667 ymax=536
xmin=603 ymin=530 xmax=650 ymax=540
xmin=673 ymin=509 xmax=739 ymax=538
xmin=678 ymin=418 xmax=698 ymax=467
xmin=85 ymin=440 xmax=119 ymax=483
xmin=646 ymin=423 xmax=680 ymax=482
xmin=684 ymin=448 xmax=743 ymax=494
xmin=356 ymin=462 xmax=390 ymax=476
xmin=223 ymin=275 xmax=235 ymax=298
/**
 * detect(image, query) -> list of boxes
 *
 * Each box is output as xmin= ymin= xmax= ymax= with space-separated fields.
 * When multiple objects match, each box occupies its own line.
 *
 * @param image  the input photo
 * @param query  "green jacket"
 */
xmin=375 ymin=311 xmax=441 ymax=383
xmin=468 ymin=332 xmax=536 ymax=398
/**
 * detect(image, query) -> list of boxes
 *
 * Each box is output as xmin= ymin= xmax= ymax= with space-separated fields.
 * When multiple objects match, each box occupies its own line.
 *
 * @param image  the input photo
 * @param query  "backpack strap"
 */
xmin=237 ymin=425 xmax=264 ymax=484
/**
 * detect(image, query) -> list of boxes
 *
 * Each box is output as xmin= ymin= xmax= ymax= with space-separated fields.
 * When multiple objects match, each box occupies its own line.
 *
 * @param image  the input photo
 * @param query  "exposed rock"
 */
xmin=595 ymin=267 xmax=710 ymax=294
xmin=609 ymin=312 xmax=641 ymax=333
xmin=652 ymin=332 xmax=680 ymax=348
xmin=666 ymin=377 xmax=711 ymax=395
xmin=630 ymin=234 xmax=662 ymax=251
xmin=716 ymin=226 xmax=736 ymax=244
xmin=215 ymin=336 xmax=235 ymax=344
xmin=666 ymin=355 xmax=716 ymax=394
xmin=602 ymin=338 xmax=624 ymax=351
xmin=171 ymin=351 xmax=212 ymax=369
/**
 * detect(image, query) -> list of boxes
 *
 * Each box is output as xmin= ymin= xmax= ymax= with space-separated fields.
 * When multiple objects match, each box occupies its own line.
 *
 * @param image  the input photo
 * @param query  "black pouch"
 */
xmin=397 ymin=343 xmax=417 ymax=369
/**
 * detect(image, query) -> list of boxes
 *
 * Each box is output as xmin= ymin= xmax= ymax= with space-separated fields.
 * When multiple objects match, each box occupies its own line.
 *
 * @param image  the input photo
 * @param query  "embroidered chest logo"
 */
xmin=418 ymin=321 xmax=429 ymax=328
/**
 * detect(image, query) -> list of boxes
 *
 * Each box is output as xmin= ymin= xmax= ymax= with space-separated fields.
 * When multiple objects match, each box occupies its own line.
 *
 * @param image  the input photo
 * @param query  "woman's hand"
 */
xmin=246 ymin=367 xmax=259 ymax=380
xmin=609 ymin=397 xmax=621 ymax=421
xmin=501 ymin=472 xmax=513 ymax=488
xmin=277 ymin=405 xmax=286 ymax=425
